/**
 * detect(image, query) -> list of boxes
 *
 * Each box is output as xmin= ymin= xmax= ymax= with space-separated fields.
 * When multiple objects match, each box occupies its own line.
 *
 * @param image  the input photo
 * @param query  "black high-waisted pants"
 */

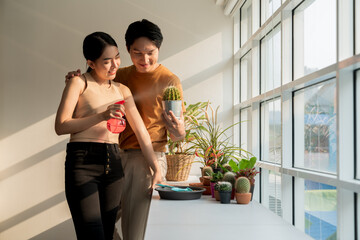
xmin=65 ymin=142 xmax=124 ymax=240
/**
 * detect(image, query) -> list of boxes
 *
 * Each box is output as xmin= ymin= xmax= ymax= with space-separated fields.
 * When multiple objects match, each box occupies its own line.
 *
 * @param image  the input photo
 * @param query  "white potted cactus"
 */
xmin=234 ymin=176 xmax=252 ymax=204
xmin=162 ymin=86 xmax=182 ymax=119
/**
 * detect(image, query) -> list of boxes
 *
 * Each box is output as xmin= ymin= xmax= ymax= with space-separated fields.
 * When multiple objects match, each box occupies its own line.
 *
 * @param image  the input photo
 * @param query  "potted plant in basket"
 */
xmin=165 ymin=102 xmax=208 ymax=181
xmin=234 ymin=176 xmax=252 ymax=204
xmin=217 ymin=181 xmax=232 ymax=204
xmin=162 ymin=86 xmax=182 ymax=119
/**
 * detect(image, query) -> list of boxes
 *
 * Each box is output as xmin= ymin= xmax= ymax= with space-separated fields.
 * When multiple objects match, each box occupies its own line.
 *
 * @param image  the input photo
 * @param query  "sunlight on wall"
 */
xmin=161 ymin=33 xmax=223 ymax=83
xmin=0 ymin=201 xmax=71 ymax=240
xmin=0 ymin=114 xmax=67 ymax=172
xmin=0 ymin=113 xmax=69 ymax=239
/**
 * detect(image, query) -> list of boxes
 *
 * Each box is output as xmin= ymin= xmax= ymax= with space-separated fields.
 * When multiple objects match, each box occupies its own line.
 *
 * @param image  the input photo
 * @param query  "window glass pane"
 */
xmin=261 ymin=25 xmax=281 ymax=93
xmin=294 ymin=80 xmax=337 ymax=173
xmin=261 ymin=0 xmax=281 ymax=25
xmin=262 ymin=169 xmax=282 ymax=217
xmin=240 ymin=107 xmax=252 ymax=153
xmin=295 ymin=178 xmax=337 ymax=239
xmin=357 ymin=70 xmax=360 ymax=180
xmin=240 ymin=0 xmax=252 ymax=47
xmin=240 ymin=51 xmax=252 ymax=102
xmin=293 ymin=0 xmax=336 ymax=80
xmin=357 ymin=193 xmax=360 ymax=239
xmin=356 ymin=0 xmax=360 ymax=54
xmin=261 ymin=98 xmax=281 ymax=164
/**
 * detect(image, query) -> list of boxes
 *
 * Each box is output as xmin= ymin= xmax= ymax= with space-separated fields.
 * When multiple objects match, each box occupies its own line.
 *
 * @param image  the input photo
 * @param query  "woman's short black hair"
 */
xmin=125 ymin=19 xmax=163 ymax=51
xmin=83 ymin=32 xmax=117 ymax=72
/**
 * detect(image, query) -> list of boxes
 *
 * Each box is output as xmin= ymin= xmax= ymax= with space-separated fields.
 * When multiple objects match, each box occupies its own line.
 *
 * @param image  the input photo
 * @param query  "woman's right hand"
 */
xmin=102 ymin=103 xmax=126 ymax=121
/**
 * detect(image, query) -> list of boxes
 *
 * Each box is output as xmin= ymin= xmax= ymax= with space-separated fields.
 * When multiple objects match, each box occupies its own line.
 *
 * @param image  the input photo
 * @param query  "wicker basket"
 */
xmin=165 ymin=154 xmax=195 ymax=181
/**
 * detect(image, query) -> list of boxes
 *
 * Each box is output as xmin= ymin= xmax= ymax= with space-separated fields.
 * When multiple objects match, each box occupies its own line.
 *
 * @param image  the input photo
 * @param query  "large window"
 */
xmin=295 ymin=178 xmax=337 ymax=240
xmin=260 ymin=98 xmax=281 ymax=164
xmin=240 ymin=0 xmax=252 ymax=47
xmin=260 ymin=24 xmax=281 ymax=93
xmin=235 ymin=0 xmax=359 ymax=237
xmin=294 ymin=80 xmax=337 ymax=173
xmin=293 ymin=0 xmax=336 ymax=80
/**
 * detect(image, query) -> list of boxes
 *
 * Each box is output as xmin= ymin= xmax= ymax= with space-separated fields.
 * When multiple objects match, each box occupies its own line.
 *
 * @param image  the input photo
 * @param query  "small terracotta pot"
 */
xmin=214 ymin=190 xmax=220 ymax=201
xmin=202 ymin=176 xmax=211 ymax=186
xmin=235 ymin=193 xmax=252 ymax=204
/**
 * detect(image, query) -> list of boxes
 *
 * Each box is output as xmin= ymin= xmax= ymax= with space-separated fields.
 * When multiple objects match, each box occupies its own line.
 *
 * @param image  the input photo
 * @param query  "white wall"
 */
xmin=0 ymin=0 xmax=232 ymax=239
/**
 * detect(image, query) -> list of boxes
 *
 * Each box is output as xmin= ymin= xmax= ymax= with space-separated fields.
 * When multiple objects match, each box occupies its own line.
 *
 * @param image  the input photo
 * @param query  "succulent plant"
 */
xmin=223 ymin=171 xmax=236 ymax=187
xmin=235 ymin=177 xmax=251 ymax=194
xmin=163 ymin=86 xmax=181 ymax=101
xmin=202 ymin=166 xmax=213 ymax=177
xmin=217 ymin=181 xmax=232 ymax=192
xmin=210 ymin=171 xmax=223 ymax=183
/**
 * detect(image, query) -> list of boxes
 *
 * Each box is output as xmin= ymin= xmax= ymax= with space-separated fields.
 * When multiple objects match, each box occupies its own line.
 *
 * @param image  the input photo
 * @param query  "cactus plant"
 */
xmin=163 ymin=86 xmax=181 ymax=101
xmin=214 ymin=182 xmax=221 ymax=192
xmin=222 ymin=163 xmax=233 ymax=172
xmin=202 ymin=166 xmax=213 ymax=177
xmin=235 ymin=177 xmax=251 ymax=194
xmin=222 ymin=171 xmax=236 ymax=187
xmin=217 ymin=181 xmax=232 ymax=192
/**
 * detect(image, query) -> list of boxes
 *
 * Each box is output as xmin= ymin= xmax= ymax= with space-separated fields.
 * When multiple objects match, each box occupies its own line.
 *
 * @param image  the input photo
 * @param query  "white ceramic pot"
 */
xmin=162 ymin=100 xmax=182 ymax=119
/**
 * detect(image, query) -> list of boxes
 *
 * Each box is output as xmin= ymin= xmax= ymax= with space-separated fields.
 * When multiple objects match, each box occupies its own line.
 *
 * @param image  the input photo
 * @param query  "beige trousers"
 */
xmin=113 ymin=150 xmax=167 ymax=240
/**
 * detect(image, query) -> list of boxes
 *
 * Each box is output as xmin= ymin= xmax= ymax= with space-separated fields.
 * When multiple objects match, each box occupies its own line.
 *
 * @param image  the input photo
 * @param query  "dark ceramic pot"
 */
xmin=219 ymin=191 xmax=232 ymax=204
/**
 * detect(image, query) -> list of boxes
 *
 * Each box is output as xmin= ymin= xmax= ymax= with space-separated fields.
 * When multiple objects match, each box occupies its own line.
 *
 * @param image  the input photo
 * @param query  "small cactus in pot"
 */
xmin=162 ymin=86 xmax=182 ymax=119
xmin=234 ymin=177 xmax=251 ymax=204
xmin=223 ymin=171 xmax=236 ymax=200
xmin=217 ymin=181 xmax=232 ymax=204
xmin=223 ymin=172 xmax=236 ymax=187
xmin=201 ymin=166 xmax=213 ymax=186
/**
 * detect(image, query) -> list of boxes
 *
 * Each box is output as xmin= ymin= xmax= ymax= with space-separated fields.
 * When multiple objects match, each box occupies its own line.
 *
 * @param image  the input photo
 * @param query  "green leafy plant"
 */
xmin=210 ymin=171 xmax=224 ymax=183
xmin=189 ymin=101 xmax=249 ymax=168
xmin=229 ymin=156 xmax=259 ymax=185
xmin=235 ymin=176 xmax=251 ymax=193
xmin=163 ymin=86 xmax=181 ymax=101
xmin=167 ymin=102 xmax=208 ymax=155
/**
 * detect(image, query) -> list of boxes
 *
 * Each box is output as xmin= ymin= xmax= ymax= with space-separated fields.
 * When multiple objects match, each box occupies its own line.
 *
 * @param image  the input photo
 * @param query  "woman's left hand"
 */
xmin=152 ymin=171 xmax=163 ymax=189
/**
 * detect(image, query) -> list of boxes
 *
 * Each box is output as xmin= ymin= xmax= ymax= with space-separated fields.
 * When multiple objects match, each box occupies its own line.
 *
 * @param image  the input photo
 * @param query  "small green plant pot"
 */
xmin=219 ymin=191 xmax=232 ymax=204
xmin=162 ymin=100 xmax=182 ymax=119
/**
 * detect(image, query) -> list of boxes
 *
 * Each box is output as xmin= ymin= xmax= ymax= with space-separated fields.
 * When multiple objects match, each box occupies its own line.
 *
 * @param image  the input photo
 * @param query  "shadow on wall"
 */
xmin=0 ymin=139 xmax=68 ymax=182
xmin=29 ymin=219 xmax=76 ymax=240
